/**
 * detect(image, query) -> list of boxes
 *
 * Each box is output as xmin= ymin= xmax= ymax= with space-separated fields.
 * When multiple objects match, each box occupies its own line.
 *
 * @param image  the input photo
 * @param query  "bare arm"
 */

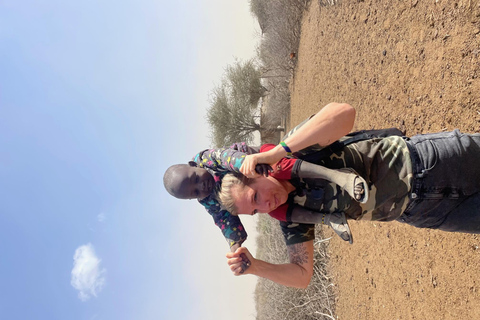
xmin=226 ymin=240 xmax=314 ymax=288
xmin=240 ymin=103 xmax=356 ymax=175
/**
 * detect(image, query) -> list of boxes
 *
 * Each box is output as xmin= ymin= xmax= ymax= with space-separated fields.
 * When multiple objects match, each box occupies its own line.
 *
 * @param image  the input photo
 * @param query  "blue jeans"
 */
xmin=398 ymin=130 xmax=480 ymax=233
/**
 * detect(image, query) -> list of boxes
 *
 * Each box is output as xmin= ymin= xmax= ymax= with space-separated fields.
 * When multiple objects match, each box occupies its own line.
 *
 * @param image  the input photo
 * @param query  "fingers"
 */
xmin=242 ymin=154 xmax=274 ymax=177
xmin=226 ymin=255 xmax=245 ymax=275
xmin=255 ymin=164 xmax=273 ymax=177
xmin=231 ymin=265 xmax=245 ymax=276
xmin=226 ymin=247 xmax=249 ymax=259
xmin=226 ymin=247 xmax=254 ymax=276
xmin=240 ymin=155 xmax=259 ymax=176
xmin=242 ymin=163 xmax=272 ymax=178
xmin=227 ymin=255 xmax=243 ymax=265
xmin=354 ymin=183 xmax=365 ymax=200
xmin=226 ymin=251 xmax=237 ymax=259
xmin=242 ymin=169 xmax=258 ymax=178
xmin=234 ymin=246 xmax=249 ymax=255
xmin=240 ymin=166 xmax=253 ymax=176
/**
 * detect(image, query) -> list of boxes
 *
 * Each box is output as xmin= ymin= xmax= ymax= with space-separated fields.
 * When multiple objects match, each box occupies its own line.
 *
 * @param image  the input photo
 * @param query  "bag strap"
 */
xmin=298 ymin=127 xmax=404 ymax=163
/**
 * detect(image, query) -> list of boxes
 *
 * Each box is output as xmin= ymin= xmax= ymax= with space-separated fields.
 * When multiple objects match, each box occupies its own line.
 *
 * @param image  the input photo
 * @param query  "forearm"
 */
xmin=250 ymin=259 xmax=312 ymax=288
xmin=227 ymin=241 xmax=313 ymax=288
xmin=194 ymin=144 xmax=260 ymax=172
xmin=255 ymin=103 xmax=356 ymax=165
xmin=250 ymin=240 xmax=313 ymax=288
xmin=285 ymin=102 xmax=355 ymax=148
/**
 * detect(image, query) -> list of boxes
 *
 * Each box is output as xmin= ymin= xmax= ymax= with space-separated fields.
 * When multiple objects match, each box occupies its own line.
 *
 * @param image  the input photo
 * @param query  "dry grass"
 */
xmin=252 ymin=1 xmax=340 ymax=319
xmin=252 ymin=0 xmax=311 ymax=143
xmin=254 ymin=215 xmax=337 ymax=320
xmin=254 ymin=0 xmax=340 ymax=144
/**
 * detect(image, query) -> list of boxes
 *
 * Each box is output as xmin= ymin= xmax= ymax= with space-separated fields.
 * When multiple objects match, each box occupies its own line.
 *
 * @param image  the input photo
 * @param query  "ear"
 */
xmin=188 ymin=161 xmax=197 ymax=167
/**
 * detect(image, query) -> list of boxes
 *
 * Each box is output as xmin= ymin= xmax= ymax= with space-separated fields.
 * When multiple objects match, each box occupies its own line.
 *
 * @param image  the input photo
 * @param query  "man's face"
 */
xmin=172 ymin=166 xmax=215 ymax=200
xmin=232 ymin=176 xmax=289 ymax=215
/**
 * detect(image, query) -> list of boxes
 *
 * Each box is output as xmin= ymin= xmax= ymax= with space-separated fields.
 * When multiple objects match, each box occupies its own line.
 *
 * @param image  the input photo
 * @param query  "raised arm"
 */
xmin=192 ymin=142 xmax=260 ymax=173
xmin=282 ymin=102 xmax=355 ymax=149
xmin=226 ymin=240 xmax=314 ymax=288
xmin=240 ymin=103 xmax=356 ymax=176
xmin=191 ymin=143 xmax=258 ymax=250
xmin=199 ymin=196 xmax=248 ymax=248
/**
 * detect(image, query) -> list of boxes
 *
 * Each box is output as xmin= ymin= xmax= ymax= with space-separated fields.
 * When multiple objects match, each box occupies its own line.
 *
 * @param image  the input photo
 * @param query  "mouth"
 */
xmin=205 ymin=179 xmax=212 ymax=192
xmin=209 ymin=177 xmax=215 ymax=191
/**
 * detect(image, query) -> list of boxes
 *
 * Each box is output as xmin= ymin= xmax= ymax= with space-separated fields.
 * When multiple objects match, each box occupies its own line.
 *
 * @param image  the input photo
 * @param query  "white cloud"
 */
xmin=71 ymin=243 xmax=106 ymax=301
xmin=97 ymin=212 xmax=106 ymax=223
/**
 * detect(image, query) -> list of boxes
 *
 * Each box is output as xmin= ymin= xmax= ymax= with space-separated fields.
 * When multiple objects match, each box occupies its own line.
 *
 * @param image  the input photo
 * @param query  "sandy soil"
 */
xmin=289 ymin=0 xmax=480 ymax=318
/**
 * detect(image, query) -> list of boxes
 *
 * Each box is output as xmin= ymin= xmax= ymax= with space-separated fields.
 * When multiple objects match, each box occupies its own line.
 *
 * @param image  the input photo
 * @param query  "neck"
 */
xmin=280 ymin=180 xmax=296 ymax=193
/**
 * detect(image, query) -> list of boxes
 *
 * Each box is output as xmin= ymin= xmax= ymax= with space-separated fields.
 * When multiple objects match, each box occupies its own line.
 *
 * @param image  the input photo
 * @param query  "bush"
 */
xmin=250 ymin=0 xmax=311 ymax=142
xmin=254 ymin=215 xmax=337 ymax=320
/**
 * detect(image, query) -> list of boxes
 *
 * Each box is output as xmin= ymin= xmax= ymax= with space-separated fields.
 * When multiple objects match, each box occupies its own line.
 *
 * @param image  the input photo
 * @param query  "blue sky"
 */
xmin=0 ymin=1 xmax=260 ymax=319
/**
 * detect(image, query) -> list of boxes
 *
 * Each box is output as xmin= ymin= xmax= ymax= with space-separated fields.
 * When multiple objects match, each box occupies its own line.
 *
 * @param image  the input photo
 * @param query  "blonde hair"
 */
xmin=218 ymin=173 xmax=251 ymax=215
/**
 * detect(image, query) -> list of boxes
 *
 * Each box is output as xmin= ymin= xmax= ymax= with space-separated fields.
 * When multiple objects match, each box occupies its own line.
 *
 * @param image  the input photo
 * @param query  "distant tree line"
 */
xmin=206 ymin=0 xmax=310 ymax=146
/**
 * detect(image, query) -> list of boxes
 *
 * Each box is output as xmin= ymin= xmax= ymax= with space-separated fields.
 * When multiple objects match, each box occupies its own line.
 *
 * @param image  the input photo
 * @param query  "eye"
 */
xmin=254 ymin=192 xmax=257 ymax=202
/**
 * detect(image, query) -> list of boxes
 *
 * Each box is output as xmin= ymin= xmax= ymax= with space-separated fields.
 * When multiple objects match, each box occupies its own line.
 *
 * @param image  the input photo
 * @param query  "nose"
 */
xmin=258 ymin=198 xmax=272 ymax=213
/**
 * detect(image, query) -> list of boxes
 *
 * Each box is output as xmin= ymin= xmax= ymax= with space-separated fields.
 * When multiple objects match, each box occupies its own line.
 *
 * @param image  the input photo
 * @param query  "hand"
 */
xmin=240 ymin=154 xmax=260 ymax=177
xmin=226 ymin=247 xmax=255 ymax=276
xmin=255 ymin=163 xmax=273 ymax=177
xmin=230 ymin=243 xmax=251 ymax=273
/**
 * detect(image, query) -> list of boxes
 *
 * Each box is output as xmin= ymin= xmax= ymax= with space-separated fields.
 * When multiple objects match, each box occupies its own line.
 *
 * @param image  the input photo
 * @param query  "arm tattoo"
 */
xmin=287 ymin=243 xmax=309 ymax=265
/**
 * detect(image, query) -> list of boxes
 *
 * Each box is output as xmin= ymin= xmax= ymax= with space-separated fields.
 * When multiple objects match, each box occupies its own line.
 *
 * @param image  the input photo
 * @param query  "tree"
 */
xmin=206 ymin=59 xmax=269 ymax=147
xmin=225 ymin=59 xmax=267 ymax=106
xmin=249 ymin=0 xmax=269 ymax=34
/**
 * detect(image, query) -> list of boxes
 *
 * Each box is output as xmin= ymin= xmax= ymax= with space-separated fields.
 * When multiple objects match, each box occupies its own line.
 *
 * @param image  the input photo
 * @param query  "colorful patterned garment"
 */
xmin=197 ymin=194 xmax=246 ymax=247
xmin=192 ymin=142 xmax=256 ymax=247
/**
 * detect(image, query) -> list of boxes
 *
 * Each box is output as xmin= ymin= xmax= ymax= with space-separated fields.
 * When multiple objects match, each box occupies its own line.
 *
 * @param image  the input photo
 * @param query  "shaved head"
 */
xmin=163 ymin=164 xmax=215 ymax=200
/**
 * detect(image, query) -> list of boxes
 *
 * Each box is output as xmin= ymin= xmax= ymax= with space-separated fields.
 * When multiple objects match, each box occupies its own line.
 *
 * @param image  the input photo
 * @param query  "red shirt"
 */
xmin=260 ymin=144 xmax=297 ymax=222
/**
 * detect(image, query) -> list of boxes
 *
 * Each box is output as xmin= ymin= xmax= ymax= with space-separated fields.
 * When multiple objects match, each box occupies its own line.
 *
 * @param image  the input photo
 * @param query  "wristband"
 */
xmin=279 ymin=141 xmax=292 ymax=156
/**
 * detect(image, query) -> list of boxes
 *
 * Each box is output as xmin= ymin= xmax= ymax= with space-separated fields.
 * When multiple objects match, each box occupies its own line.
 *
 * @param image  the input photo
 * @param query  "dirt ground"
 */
xmin=289 ymin=0 xmax=480 ymax=319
